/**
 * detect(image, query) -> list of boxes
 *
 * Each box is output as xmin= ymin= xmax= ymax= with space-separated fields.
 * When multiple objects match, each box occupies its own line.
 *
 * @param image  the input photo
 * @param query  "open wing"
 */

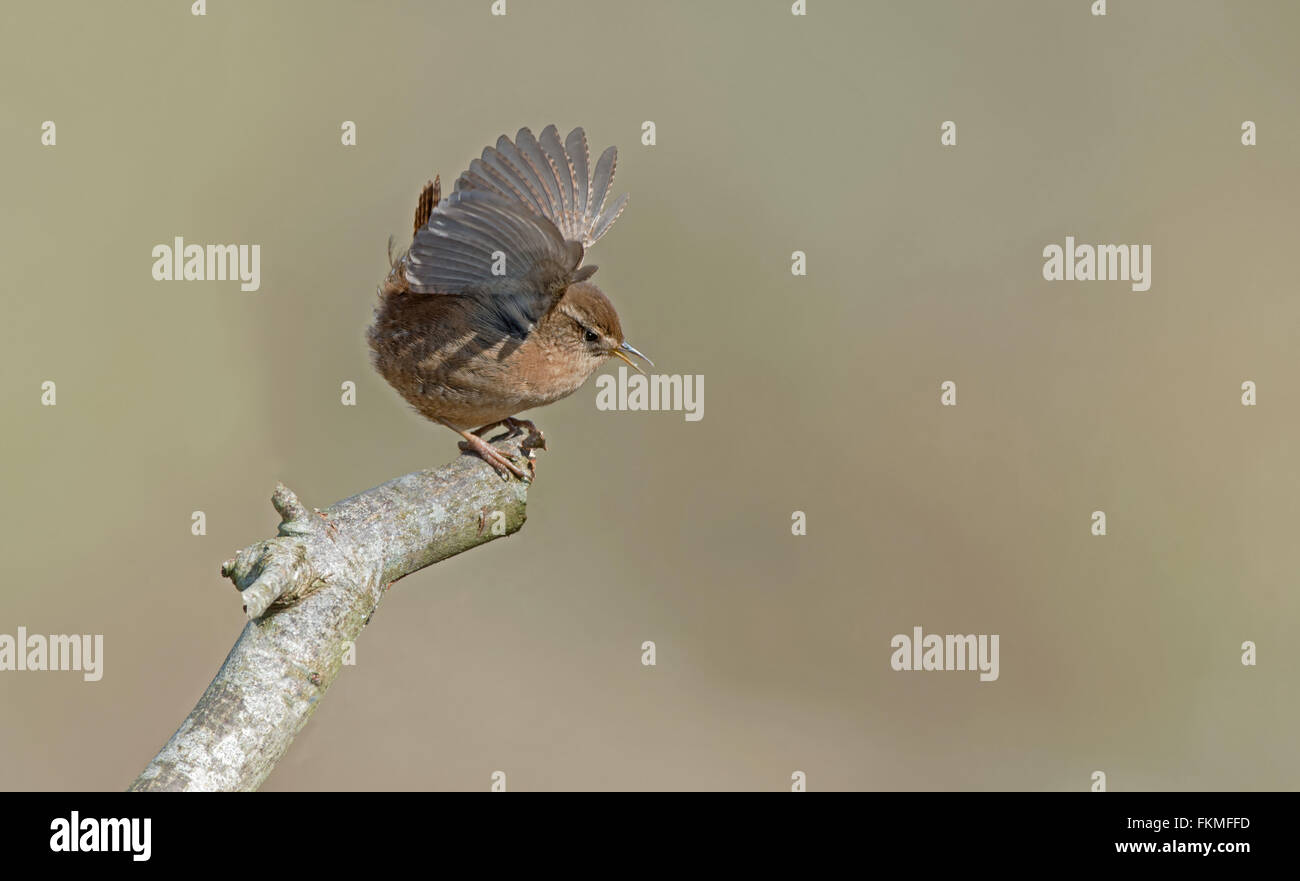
xmin=401 ymin=125 xmax=626 ymax=333
xmin=402 ymin=189 xmax=580 ymax=331
xmin=454 ymin=125 xmax=628 ymax=250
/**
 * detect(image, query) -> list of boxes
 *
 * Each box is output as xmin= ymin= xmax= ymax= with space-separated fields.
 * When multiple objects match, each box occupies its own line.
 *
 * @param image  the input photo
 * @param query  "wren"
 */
xmin=367 ymin=125 xmax=651 ymax=479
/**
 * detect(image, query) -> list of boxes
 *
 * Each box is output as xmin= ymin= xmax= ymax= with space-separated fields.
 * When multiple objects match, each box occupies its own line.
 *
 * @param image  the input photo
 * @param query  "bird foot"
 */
xmin=475 ymin=417 xmax=547 ymax=452
xmin=458 ymin=433 xmax=531 ymax=481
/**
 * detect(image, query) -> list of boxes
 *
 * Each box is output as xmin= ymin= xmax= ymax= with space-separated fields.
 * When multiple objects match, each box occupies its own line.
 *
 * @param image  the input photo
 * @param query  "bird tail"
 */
xmin=413 ymin=176 xmax=441 ymax=237
xmin=384 ymin=175 xmax=443 ymax=279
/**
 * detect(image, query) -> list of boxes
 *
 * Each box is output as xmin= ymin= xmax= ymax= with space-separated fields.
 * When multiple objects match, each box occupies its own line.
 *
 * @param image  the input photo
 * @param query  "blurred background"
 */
xmin=1 ymin=0 xmax=1297 ymax=791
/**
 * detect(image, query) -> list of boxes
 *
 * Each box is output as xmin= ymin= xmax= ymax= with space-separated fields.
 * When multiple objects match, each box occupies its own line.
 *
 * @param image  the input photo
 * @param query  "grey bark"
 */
xmin=128 ymin=432 xmax=541 ymax=792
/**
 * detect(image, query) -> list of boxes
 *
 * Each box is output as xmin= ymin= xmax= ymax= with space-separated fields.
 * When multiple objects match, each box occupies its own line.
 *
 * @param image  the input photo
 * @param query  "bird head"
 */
xmin=547 ymin=281 xmax=653 ymax=380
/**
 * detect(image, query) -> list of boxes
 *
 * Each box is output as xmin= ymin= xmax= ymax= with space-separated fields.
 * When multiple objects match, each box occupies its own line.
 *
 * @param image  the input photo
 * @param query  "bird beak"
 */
xmin=610 ymin=341 xmax=654 ymax=374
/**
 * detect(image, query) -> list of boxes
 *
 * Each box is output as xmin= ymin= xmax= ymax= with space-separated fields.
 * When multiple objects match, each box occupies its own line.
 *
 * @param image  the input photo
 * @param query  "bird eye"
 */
xmin=584 ymin=329 xmax=599 ymax=343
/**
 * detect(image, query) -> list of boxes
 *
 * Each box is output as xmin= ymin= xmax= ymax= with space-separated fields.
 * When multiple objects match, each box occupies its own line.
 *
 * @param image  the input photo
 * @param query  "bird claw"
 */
xmin=505 ymin=418 xmax=547 ymax=453
xmin=477 ymin=417 xmax=546 ymax=449
xmin=458 ymin=434 xmax=530 ymax=481
xmin=455 ymin=418 xmax=546 ymax=480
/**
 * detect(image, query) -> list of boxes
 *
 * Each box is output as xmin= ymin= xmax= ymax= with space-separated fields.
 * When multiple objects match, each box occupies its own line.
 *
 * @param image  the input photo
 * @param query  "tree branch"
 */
xmin=128 ymin=431 xmax=542 ymax=792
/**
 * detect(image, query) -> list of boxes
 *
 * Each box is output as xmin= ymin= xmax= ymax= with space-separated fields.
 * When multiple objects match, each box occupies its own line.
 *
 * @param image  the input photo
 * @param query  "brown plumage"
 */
xmin=367 ymin=125 xmax=651 ymax=479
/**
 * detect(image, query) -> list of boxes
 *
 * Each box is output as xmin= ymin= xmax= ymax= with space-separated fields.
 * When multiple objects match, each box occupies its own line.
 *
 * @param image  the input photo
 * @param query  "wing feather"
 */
xmin=404 ymin=190 xmax=580 ymax=332
xmin=454 ymin=125 xmax=627 ymax=248
xmin=398 ymin=125 xmax=628 ymax=335
xmin=588 ymin=146 xmax=617 ymax=230
xmin=566 ymin=127 xmax=590 ymax=229
xmin=539 ymin=125 xmax=575 ymax=231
